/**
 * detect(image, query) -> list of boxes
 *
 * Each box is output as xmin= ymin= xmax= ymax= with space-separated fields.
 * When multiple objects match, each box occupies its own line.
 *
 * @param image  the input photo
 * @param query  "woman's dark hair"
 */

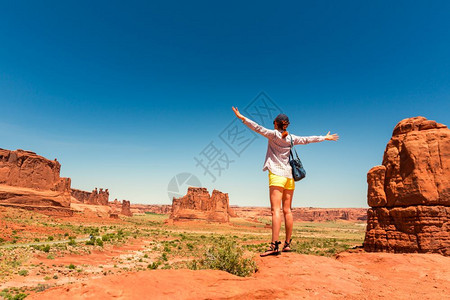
xmin=274 ymin=114 xmax=290 ymax=138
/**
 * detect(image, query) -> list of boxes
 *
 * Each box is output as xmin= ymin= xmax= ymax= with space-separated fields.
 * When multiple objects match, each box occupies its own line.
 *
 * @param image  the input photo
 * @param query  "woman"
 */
xmin=232 ymin=106 xmax=339 ymax=257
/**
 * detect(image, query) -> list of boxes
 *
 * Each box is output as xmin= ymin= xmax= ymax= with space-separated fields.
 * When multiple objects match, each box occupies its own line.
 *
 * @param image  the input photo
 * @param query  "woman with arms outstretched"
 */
xmin=232 ymin=106 xmax=339 ymax=257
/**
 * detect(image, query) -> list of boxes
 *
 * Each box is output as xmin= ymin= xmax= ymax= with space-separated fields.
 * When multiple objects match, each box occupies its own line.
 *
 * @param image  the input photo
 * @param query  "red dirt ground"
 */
xmin=29 ymin=251 xmax=450 ymax=300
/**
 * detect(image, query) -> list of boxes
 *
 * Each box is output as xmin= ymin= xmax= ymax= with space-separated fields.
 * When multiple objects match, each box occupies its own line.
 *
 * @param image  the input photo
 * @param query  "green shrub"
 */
xmin=42 ymin=245 xmax=51 ymax=253
xmin=0 ymin=291 xmax=28 ymax=300
xmin=186 ymin=243 xmax=194 ymax=251
xmin=188 ymin=239 xmax=257 ymax=277
xmin=18 ymin=270 xmax=29 ymax=276
xmin=161 ymin=253 xmax=168 ymax=261
xmin=68 ymin=238 xmax=76 ymax=246
xmin=96 ymin=238 xmax=103 ymax=247
xmin=147 ymin=261 xmax=160 ymax=270
xmin=47 ymin=236 xmax=54 ymax=241
xmin=67 ymin=264 xmax=76 ymax=270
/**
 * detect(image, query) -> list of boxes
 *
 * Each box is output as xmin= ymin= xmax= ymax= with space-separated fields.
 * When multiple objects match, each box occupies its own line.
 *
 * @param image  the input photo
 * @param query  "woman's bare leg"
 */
xmin=269 ymin=186 xmax=284 ymax=242
xmin=282 ymin=189 xmax=294 ymax=245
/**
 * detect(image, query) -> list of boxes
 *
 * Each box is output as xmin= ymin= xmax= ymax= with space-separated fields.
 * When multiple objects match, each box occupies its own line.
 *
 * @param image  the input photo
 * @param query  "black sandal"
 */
xmin=260 ymin=241 xmax=281 ymax=257
xmin=282 ymin=239 xmax=292 ymax=252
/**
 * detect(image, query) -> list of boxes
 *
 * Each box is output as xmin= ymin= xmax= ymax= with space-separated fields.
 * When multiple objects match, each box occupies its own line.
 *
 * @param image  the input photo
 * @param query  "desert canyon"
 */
xmin=0 ymin=116 xmax=449 ymax=299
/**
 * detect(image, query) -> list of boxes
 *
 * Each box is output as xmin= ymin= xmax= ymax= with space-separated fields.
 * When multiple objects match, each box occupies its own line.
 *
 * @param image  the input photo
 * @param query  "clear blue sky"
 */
xmin=1 ymin=1 xmax=449 ymax=207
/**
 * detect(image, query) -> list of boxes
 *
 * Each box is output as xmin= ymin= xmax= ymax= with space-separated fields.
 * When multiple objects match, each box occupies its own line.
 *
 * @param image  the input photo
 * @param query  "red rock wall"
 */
xmin=71 ymin=188 xmax=109 ymax=205
xmin=0 ymin=149 xmax=70 ymax=192
xmin=170 ymin=187 xmax=230 ymax=222
xmin=231 ymin=206 xmax=367 ymax=222
xmin=364 ymin=117 xmax=450 ymax=256
xmin=0 ymin=149 xmax=72 ymax=215
xmin=130 ymin=204 xmax=172 ymax=214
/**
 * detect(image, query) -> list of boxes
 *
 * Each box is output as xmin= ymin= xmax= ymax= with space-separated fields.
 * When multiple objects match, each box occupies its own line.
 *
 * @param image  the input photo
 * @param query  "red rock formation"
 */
xmin=71 ymin=187 xmax=109 ymax=205
xmin=0 ymin=149 xmax=72 ymax=216
xmin=121 ymin=200 xmax=132 ymax=217
xmin=364 ymin=117 xmax=450 ymax=256
xmin=130 ymin=204 xmax=172 ymax=215
xmin=291 ymin=208 xmax=367 ymax=222
xmin=231 ymin=206 xmax=367 ymax=222
xmin=170 ymin=187 xmax=231 ymax=222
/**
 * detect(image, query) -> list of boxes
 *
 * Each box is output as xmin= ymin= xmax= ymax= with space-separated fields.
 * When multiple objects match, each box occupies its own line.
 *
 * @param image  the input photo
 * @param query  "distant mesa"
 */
xmin=364 ymin=117 xmax=450 ymax=256
xmin=231 ymin=206 xmax=366 ymax=222
xmin=71 ymin=187 xmax=109 ymax=206
xmin=0 ymin=147 xmax=133 ymax=218
xmin=131 ymin=204 xmax=171 ymax=215
xmin=0 ymin=149 xmax=72 ymax=216
xmin=170 ymin=187 xmax=234 ymax=223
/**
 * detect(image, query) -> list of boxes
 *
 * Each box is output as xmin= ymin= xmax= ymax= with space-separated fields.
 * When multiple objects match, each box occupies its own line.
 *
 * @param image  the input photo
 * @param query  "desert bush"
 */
xmin=67 ymin=264 xmax=76 ymax=270
xmin=18 ymin=270 xmax=28 ymax=276
xmin=186 ymin=243 xmax=194 ymax=251
xmin=68 ymin=238 xmax=76 ymax=246
xmin=42 ymin=245 xmax=51 ymax=253
xmin=147 ymin=261 xmax=160 ymax=270
xmin=0 ymin=290 xmax=27 ymax=300
xmin=188 ymin=239 xmax=257 ymax=277
xmin=96 ymin=238 xmax=104 ymax=247
xmin=33 ymin=284 xmax=50 ymax=293
xmin=161 ymin=253 xmax=168 ymax=261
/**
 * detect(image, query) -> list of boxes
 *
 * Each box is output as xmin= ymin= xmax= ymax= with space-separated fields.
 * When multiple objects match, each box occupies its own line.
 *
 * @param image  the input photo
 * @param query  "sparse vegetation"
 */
xmin=188 ymin=239 xmax=257 ymax=277
xmin=0 ymin=206 xmax=365 ymax=295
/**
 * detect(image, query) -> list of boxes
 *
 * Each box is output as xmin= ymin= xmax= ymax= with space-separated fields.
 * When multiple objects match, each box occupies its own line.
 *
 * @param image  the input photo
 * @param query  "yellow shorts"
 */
xmin=268 ymin=171 xmax=295 ymax=190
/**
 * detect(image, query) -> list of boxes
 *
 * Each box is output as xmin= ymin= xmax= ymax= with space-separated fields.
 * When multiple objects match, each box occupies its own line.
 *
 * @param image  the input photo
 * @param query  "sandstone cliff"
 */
xmin=232 ymin=206 xmax=367 ymax=222
xmin=130 ymin=204 xmax=172 ymax=215
xmin=71 ymin=187 xmax=109 ymax=205
xmin=108 ymin=199 xmax=133 ymax=217
xmin=364 ymin=117 xmax=450 ymax=255
xmin=0 ymin=149 xmax=72 ymax=216
xmin=170 ymin=187 xmax=231 ymax=222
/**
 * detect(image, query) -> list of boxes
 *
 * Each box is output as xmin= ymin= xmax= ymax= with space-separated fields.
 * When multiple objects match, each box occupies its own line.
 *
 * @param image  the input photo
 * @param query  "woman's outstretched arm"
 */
xmin=232 ymin=106 xmax=276 ymax=139
xmin=291 ymin=131 xmax=339 ymax=145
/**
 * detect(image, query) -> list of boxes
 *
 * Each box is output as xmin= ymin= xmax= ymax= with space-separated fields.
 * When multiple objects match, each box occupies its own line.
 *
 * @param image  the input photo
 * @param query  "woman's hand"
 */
xmin=325 ymin=131 xmax=339 ymax=141
xmin=232 ymin=106 xmax=245 ymax=121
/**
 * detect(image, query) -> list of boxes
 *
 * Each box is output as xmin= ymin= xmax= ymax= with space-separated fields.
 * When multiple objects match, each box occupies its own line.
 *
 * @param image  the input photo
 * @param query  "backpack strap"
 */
xmin=289 ymin=134 xmax=300 ymax=161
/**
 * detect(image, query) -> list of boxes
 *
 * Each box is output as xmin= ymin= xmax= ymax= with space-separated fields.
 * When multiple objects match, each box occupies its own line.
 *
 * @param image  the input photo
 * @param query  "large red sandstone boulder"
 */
xmin=364 ymin=117 xmax=450 ymax=255
xmin=170 ymin=187 xmax=231 ymax=223
xmin=0 ymin=149 xmax=72 ymax=216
